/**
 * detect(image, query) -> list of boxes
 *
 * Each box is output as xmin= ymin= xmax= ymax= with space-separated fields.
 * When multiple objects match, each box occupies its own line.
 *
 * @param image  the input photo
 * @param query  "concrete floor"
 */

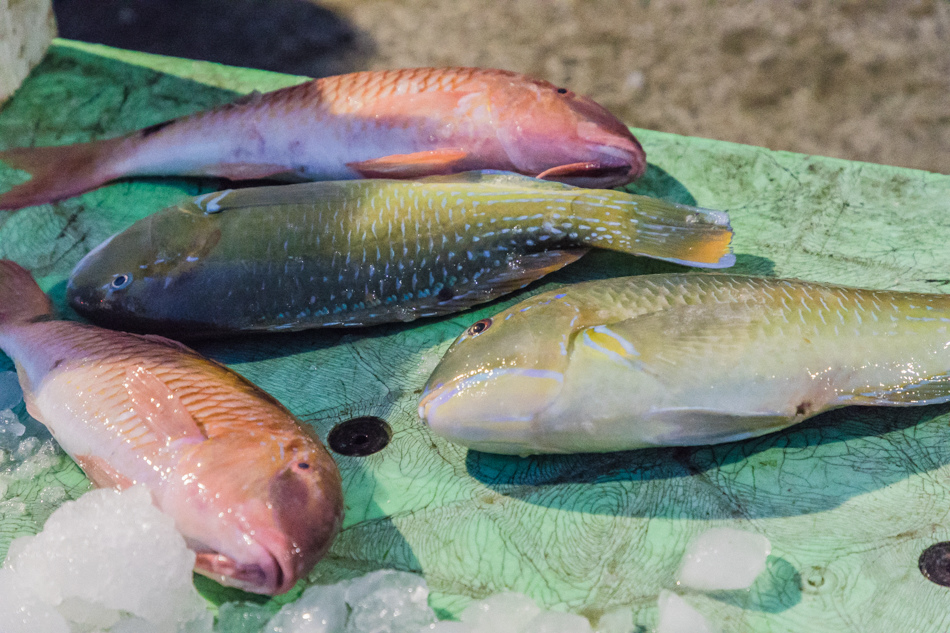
xmin=53 ymin=0 xmax=949 ymax=174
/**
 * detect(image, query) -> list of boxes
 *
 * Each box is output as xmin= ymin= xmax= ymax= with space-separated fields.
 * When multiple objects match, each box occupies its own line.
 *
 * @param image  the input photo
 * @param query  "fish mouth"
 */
xmin=193 ymin=544 xmax=293 ymax=595
xmin=418 ymin=368 xmax=563 ymax=454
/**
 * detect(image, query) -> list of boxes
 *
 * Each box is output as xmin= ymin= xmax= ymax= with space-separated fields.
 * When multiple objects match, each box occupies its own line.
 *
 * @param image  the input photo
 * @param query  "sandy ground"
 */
xmin=53 ymin=0 xmax=949 ymax=174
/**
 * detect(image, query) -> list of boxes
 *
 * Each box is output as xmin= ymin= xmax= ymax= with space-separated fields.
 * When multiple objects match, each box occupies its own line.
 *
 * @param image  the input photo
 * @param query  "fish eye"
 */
xmin=467 ymin=318 xmax=492 ymax=337
xmin=556 ymin=87 xmax=568 ymax=94
xmin=110 ymin=273 xmax=133 ymax=290
xmin=297 ymin=462 xmax=310 ymax=470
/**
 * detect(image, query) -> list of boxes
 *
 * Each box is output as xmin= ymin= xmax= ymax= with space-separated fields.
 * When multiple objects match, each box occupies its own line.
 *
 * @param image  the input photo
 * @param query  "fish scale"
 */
xmin=0 ymin=259 xmax=344 ymax=593
xmin=69 ymin=172 xmax=734 ymax=338
xmin=420 ymin=273 xmax=950 ymax=455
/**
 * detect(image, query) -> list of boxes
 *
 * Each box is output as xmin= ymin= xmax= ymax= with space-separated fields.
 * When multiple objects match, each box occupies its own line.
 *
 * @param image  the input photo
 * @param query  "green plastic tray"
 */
xmin=2 ymin=40 xmax=950 ymax=631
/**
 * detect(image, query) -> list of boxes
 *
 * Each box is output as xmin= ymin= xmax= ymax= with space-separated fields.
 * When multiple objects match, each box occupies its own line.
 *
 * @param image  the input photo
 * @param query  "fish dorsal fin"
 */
xmin=139 ymin=333 xmax=197 ymax=354
xmin=124 ymin=366 xmax=206 ymax=446
xmin=843 ymin=373 xmax=950 ymax=407
xmin=347 ymin=149 xmax=470 ymax=179
xmin=184 ymin=182 xmax=352 ymax=214
xmin=419 ymin=169 xmax=580 ymax=191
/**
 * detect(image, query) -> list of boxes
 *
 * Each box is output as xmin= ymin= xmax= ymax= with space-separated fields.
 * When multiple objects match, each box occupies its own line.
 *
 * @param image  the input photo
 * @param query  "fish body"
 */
xmin=0 ymin=67 xmax=646 ymax=210
xmin=67 ymin=171 xmax=734 ymax=337
xmin=0 ymin=260 xmax=343 ymax=595
xmin=419 ymin=274 xmax=950 ymax=454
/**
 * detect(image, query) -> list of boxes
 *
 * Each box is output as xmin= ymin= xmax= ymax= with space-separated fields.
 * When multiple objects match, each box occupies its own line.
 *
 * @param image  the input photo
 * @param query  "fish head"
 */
xmin=67 ymin=204 xmax=221 ymax=332
xmin=419 ymin=292 xmax=580 ymax=453
xmin=490 ymin=75 xmax=646 ymax=188
xmin=172 ymin=431 xmax=343 ymax=595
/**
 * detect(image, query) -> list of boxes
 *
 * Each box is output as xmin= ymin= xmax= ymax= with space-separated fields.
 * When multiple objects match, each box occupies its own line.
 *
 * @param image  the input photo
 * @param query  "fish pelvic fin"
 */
xmin=0 ymin=260 xmax=53 ymax=327
xmin=573 ymin=192 xmax=735 ymax=269
xmin=0 ymin=137 xmax=129 ymax=210
xmin=347 ymin=149 xmax=470 ymax=179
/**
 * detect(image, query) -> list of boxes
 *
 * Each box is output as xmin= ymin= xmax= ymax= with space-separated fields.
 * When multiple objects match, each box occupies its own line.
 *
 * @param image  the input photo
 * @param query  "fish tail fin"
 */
xmin=575 ymin=193 xmax=735 ymax=268
xmin=0 ymin=260 xmax=53 ymax=327
xmin=0 ymin=137 xmax=129 ymax=210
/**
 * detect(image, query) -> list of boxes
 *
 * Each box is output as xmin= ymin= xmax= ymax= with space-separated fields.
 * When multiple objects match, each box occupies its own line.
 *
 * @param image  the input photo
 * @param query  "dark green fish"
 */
xmin=67 ymin=171 xmax=734 ymax=337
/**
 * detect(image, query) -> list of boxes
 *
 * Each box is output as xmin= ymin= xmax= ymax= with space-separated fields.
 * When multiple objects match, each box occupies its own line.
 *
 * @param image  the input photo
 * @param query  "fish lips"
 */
xmin=419 ymin=368 xmax=564 ymax=454
xmin=191 ymin=526 xmax=305 ymax=596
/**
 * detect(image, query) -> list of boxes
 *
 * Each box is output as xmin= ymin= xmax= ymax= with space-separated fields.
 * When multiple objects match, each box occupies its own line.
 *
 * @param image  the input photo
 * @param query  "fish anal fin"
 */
xmin=189 ymin=162 xmax=296 ymax=181
xmin=347 ymin=149 xmax=469 ymax=179
xmin=643 ymin=408 xmax=798 ymax=446
xmin=74 ymin=454 xmax=136 ymax=490
xmin=844 ymin=374 xmax=950 ymax=406
xmin=124 ymin=367 xmax=206 ymax=445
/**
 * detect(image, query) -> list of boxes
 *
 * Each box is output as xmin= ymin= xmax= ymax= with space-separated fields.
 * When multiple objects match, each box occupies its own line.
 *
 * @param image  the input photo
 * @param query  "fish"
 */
xmin=0 ymin=67 xmax=647 ymax=210
xmin=419 ymin=273 xmax=950 ymax=455
xmin=66 ymin=171 xmax=735 ymax=337
xmin=0 ymin=260 xmax=344 ymax=595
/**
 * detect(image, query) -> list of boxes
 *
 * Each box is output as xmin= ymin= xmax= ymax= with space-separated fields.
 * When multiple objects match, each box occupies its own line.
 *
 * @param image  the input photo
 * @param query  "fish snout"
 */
xmin=418 ymin=368 xmax=564 ymax=454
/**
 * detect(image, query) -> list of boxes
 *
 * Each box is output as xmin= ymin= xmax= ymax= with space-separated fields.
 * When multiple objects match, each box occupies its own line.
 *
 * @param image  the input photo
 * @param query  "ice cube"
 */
xmin=523 ymin=610 xmax=594 ymax=633
xmin=0 ymin=567 xmax=69 ymax=633
xmin=458 ymin=592 xmax=542 ymax=633
xmin=216 ymin=602 xmax=276 ymax=633
xmin=656 ymin=591 xmax=717 ymax=633
xmin=0 ymin=371 xmax=22 ymax=411
xmin=0 ymin=409 xmax=25 ymax=451
xmin=594 ymin=607 xmax=634 ymax=633
xmin=1 ymin=486 xmax=213 ymax=633
xmin=344 ymin=569 xmax=437 ymax=633
xmin=266 ymin=581 xmax=348 ymax=633
xmin=676 ymin=527 xmax=772 ymax=591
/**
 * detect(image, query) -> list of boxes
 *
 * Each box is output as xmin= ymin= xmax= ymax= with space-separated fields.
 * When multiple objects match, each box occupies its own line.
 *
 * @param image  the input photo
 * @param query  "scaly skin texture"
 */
xmin=66 ymin=173 xmax=733 ymax=337
xmin=420 ymin=274 xmax=950 ymax=454
xmin=0 ymin=262 xmax=343 ymax=595
xmin=0 ymin=67 xmax=646 ymax=209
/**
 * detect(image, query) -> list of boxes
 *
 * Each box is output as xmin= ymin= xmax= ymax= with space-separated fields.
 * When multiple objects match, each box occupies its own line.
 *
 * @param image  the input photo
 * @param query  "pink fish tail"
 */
xmin=0 ymin=260 xmax=52 ymax=326
xmin=0 ymin=137 xmax=129 ymax=210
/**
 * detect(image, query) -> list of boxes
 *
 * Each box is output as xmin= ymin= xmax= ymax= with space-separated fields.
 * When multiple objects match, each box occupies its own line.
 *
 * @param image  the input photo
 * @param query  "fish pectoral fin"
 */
xmin=843 ymin=374 xmax=950 ymax=406
xmin=347 ymin=149 xmax=470 ymax=178
xmin=643 ymin=408 xmax=798 ymax=446
xmin=124 ymin=366 xmax=207 ymax=444
xmin=573 ymin=302 xmax=769 ymax=377
xmin=343 ymin=249 xmax=589 ymax=326
xmin=447 ymin=249 xmax=588 ymax=308
xmin=74 ymin=454 xmax=137 ymax=490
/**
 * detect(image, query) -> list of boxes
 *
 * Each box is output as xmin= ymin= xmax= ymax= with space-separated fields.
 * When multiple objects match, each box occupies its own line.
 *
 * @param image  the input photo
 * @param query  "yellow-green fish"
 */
xmin=419 ymin=274 xmax=950 ymax=454
xmin=67 ymin=171 xmax=734 ymax=337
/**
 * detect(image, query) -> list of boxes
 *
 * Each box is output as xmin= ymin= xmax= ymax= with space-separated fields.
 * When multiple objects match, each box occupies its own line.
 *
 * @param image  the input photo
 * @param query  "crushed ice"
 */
xmin=0 ymin=486 xmax=212 ymax=633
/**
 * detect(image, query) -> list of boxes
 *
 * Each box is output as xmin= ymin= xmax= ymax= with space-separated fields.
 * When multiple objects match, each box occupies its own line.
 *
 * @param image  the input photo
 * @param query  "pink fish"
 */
xmin=0 ymin=67 xmax=646 ymax=210
xmin=0 ymin=260 xmax=343 ymax=595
